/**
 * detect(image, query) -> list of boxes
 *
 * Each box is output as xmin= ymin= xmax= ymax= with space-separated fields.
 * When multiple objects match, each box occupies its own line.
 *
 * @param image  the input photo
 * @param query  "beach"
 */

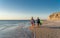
xmin=0 ymin=25 xmax=33 ymax=38
xmin=0 ymin=20 xmax=60 ymax=38
xmin=29 ymin=20 xmax=60 ymax=38
xmin=0 ymin=0 xmax=60 ymax=38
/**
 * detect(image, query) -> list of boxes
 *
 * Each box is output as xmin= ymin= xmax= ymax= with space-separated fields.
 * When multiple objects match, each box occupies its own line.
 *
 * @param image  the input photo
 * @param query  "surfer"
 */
xmin=36 ymin=17 xmax=41 ymax=27
xmin=31 ymin=17 xmax=35 ymax=26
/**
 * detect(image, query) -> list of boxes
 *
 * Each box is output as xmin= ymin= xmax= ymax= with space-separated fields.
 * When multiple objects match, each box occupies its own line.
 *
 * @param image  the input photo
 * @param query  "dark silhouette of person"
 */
xmin=37 ymin=17 xmax=41 ymax=27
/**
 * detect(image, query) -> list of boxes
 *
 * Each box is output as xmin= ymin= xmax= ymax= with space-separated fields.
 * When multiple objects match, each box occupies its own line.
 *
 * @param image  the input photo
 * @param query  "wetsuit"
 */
xmin=37 ymin=19 xmax=41 ymax=26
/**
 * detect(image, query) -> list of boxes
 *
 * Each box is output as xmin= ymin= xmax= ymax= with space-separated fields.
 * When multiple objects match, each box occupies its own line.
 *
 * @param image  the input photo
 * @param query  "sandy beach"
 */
xmin=29 ymin=21 xmax=60 ymax=38
xmin=0 ymin=0 xmax=60 ymax=38
xmin=0 ymin=20 xmax=60 ymax=38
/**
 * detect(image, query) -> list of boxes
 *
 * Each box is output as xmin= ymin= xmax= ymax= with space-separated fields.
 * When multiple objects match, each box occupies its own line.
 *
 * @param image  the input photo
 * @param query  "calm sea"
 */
xmin=0 ymin=20 xmax=31 ymax=31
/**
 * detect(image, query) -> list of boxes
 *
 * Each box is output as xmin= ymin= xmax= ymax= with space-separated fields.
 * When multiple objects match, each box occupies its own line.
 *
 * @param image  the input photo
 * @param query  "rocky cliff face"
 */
xmin=48 ymin=12 xmax=60 ymax=21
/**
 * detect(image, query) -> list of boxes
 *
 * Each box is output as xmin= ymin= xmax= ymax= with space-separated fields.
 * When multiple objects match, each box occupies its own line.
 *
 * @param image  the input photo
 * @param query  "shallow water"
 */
xmin=0 ymin=20 xmax=32 ymax=38
xmin=0 ymin=26 xmax=33 ymax=38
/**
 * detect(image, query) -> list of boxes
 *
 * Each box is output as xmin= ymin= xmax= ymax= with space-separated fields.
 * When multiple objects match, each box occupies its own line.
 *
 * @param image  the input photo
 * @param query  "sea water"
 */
xmin=0 ymin=20 xmax=30 ymax=30
xmin=0 ymin=20 xmax=32 ymax=38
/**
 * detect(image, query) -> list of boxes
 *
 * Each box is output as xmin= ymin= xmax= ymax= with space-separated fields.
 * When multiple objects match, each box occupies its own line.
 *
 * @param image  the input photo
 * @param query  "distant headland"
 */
xmin=48 ymin=12 xmax=60 ymax=21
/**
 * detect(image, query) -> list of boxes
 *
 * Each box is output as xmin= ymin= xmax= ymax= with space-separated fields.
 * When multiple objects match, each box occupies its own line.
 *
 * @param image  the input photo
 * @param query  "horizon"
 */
xmin=0 ymin=0 xmax=60 ymax=20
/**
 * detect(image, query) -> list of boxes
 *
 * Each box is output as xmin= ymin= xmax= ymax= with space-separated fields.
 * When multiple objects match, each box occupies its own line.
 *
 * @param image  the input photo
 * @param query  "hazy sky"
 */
xmin=0 ymin=0 xmax=60 ymax=20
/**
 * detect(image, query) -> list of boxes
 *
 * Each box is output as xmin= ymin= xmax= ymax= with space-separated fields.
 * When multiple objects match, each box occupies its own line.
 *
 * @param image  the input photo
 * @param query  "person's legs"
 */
xmin=37 ymin=23 xmax=39 ymax=27
xmin=31 ymin=23 xmax=33 ymax=26
xmin=32 ymin=23 xmax=35 ymax=26
xmin=32 ymin=24 xmax=34 ymax=26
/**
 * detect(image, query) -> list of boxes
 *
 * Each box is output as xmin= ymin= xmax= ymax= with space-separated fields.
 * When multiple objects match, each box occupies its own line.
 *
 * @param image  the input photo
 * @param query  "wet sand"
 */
xmin=0 ymin=26 xmax=33 ymax=38
xmin=29 ymin=21 xmax=60 ymax=38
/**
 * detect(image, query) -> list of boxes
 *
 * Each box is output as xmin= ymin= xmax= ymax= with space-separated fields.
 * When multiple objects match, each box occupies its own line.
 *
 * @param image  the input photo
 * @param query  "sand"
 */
xmin=29 ymin=21 xmax=60 ymax=38
xmin=0 ymin=26 xmax=33 ymax=38
xmin=0 ymin=20 xmax=60 ymax=38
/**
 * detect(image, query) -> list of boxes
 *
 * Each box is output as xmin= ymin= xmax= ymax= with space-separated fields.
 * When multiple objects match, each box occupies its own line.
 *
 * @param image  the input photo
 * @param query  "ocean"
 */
xmin=0 ymin=20 xmax=32 ymax=38
xmin=0 ymin=20 xmax=31 ymax=30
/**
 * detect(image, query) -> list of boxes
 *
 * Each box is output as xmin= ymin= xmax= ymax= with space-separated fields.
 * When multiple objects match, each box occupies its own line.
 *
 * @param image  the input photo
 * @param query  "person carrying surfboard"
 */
xmin=37 ymin=17 xmax=42 ymax=27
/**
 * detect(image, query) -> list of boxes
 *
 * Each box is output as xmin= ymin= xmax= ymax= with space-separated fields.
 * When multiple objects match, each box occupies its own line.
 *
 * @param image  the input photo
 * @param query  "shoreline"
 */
xmin=29 ymin=25 xmax=60 ymax=38
xmin=0 ymin=25 xmax=34 ymax=38
xmin=0 ymin=22 xmax=60 ymax=38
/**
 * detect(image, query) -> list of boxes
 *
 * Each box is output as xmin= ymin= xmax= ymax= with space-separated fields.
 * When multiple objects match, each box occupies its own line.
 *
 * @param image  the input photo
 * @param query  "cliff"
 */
xmin=48 ymin=12 xmax=60 ymax=21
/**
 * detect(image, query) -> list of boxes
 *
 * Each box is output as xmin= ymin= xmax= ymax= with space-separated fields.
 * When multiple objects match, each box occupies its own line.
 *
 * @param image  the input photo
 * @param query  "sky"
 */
xmin=0 ymin=0 xmax=60 ymax=20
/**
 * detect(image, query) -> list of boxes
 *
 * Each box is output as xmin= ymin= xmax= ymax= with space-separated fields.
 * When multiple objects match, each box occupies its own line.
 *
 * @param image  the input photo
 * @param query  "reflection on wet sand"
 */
xmin=0 ymin=26 xmax=33 ymax=38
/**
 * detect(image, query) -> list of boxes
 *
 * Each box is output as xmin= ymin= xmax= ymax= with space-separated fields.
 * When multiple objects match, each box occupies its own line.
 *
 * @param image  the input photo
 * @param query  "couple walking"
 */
xmin=31 ymin=17 xmax=42 ymax=27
